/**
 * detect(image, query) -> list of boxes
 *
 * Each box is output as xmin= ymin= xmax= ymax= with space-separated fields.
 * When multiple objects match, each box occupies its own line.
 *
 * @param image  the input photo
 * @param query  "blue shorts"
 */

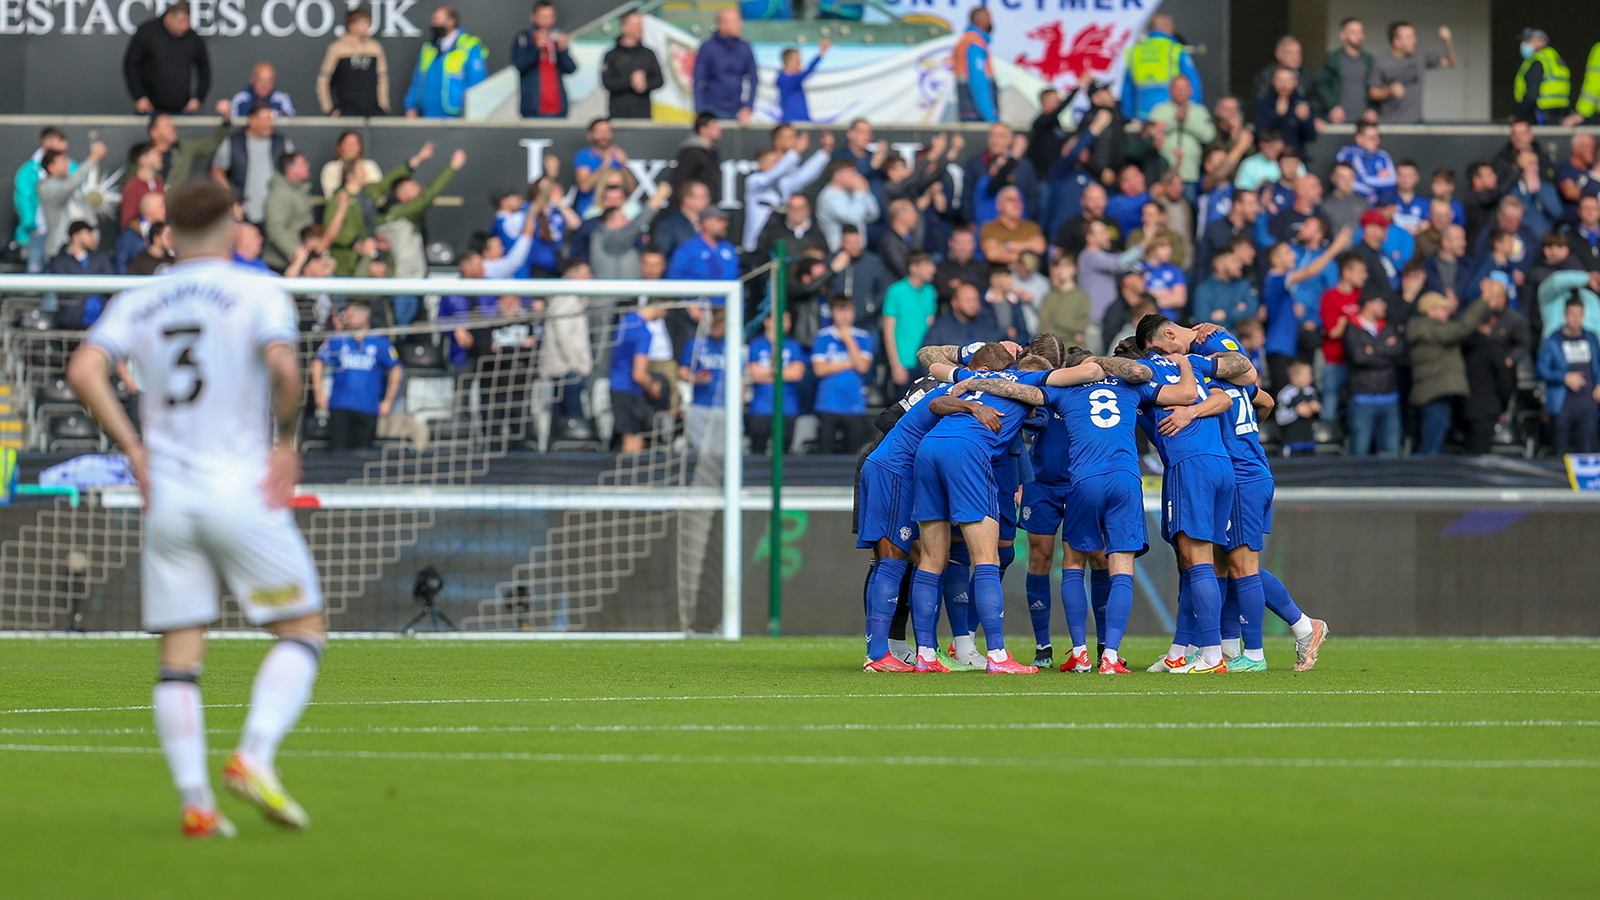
xmin=1160 ymin=456 xmax=1235 ymax=547
xmin=912 ymin=436 xmax=999 ymax=525
xmin=856 ymin=459 xmax=917 ymax=552
xmin=1020 ymin=480 xmax=1072 ymax=537
xmin=997 ymin=485 xmax=1018 ymax=542
xmin=1226 ymin=477 xmax=1274 ymax=552
xmin=1063 ymin=470 xmax=1149 ymax=556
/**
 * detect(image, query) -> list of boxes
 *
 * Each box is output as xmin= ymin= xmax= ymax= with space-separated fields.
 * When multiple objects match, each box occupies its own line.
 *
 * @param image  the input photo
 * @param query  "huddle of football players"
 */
xmin=855 ymin=319 xmax=1328 ymax=675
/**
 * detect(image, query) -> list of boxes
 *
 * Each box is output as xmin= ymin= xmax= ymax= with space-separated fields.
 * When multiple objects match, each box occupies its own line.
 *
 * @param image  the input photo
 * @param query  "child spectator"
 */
xmin=984 ymin=263 xmax=1026 ymax=341
xmin=1431 ymin=166 xmax=1466 ymax=226
xmin=679 ymin=309 xmax=729 ymax=454
xmin=311 ymin=299 xmax=402 ymax=451
xmin=811 ymin=296 xmax=875 ymax=454
xmin=1036 ymin=254 xmax=1090 ymax=348
xmin=776 ymin=40 xmax=829 ymax=123
xmin=747 ymin=310 xmax=805 ymax=455
xmin=1232 ymin=317 xmax=1268 ymax=383
xmin=1274 ymin=360 xmax=1322 ymax=454
xmin=1139 ymin=233 xmax=1187 ymax=314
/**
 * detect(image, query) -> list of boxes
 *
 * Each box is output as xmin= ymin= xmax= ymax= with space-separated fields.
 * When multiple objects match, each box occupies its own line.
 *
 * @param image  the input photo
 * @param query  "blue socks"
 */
xmin=1235 ymin=573 xmax=1266 ymax=651
xmin=998 ymin=544 xmax=1015 ymax=577
xmin=866 ymin=558 xmax=909 ymax=661
xmin=1103 ymin=573 xmax=1134 ymax=652
xmin=910 ymin=569 xmax=943 ymax=651
xmin=1060 ymin=568 xmax=1087 ymax=648
xmin=1187 ymin=564 xmax=1222 ymax=648
xmin=1260 ymin=569 xmax=1304 ymax=625
xmin=941 ymin=563 xmax=971 ymax=639
xmin=972 ymin=563 xmax=1005 ymax=652
xmin=1026 ymin=573 xmax=1052 ymax=648
xmin=1220 ymin=576 xmax=1242 ymax=642
xmin=1174 ymin=566 xmax=1195 ymax=649
xmin=1090 ymin=568 xmax=1110 ymax=645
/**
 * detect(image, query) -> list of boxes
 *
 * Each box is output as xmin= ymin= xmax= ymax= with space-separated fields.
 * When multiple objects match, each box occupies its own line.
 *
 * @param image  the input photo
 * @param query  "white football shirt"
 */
xmin=86 ymin=258 xmax=299 ymax=502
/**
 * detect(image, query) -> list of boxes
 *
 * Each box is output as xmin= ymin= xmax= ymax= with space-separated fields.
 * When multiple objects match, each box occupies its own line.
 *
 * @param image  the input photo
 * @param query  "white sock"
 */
xmin=1071 ymin=644 xmax=1087 ymax=656
xmin=1167 ymin=643 xmax=1187 ymax=660
xmin=1200 ymin=645 xmax=1223 ymax=665
xmin=952 ymin=635 xmax=978 ymax=658
xmin=153 ymin=677 xmax=214 ymax=811
xmin=1187 ymin=644 xmax=1200 ymax=658
xmin=1036 ymin=642 xmax=1052 ymax=651
xmin=887 ymin=638 xmax=910 ymax=660
xmin=238 ymin=638 xmax=322 ymax=771
xmin=1221 ymin=638 xmax=1242 ymax=659
xmin=1289 ymin=615 xmax=1314 ymax=642
xmin=1243 ymin=648 xmax=1265 ymax=662
xmin=1101 ymin=648 xmax=1119 ymax=663
xmin=987 ymin=648 xmax=1010 ymax=662
xmin=918 ymin=646 xmax=938 ymax=662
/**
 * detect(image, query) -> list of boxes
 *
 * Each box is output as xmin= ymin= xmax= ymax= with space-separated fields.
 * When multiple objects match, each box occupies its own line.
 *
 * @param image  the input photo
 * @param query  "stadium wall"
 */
xmin=5 ymin=491 xmax=1596 ymax=637
xmin=0 ymin=117 xmax=1583 ymax=262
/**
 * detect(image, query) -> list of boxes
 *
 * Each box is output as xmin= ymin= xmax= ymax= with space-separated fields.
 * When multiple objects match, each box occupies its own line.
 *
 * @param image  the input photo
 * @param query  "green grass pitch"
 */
xmin=1 ymin=636 xmax=1595 ymax=899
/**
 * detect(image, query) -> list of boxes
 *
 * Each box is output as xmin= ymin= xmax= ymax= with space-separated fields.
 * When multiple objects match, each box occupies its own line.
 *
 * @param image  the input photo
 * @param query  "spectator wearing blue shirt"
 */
xmin=1105 ymin=165 xmax=1151 ymax=246
xmin=1137 ymin=233 xmax=1187 ymax=315
xmin=1470 ymin=195 xmax=1541 ymax=280
xmin=572 ymin=119 xmax=629 ymax=217
xmin=963 ymin=123 xmax=1038 ymax=227
xmin=1538 ymin=296 xmax=1600 ymax=453
xmin=1334 ymin=122 xmax=1397 ymax=202
xmin=776 ymin=40 xmax=829 ymax=123
xmin=1462 ymin=228 xmax=1525 ymax=306
xmin=1384 ymin=160 xmax=1429 ymax=233
xmin=610 ymin=304 xmax=667 ymax=453
xmin=811 ymin=296 xmax=875 ymax=454
xmin=229 ymin=63 xmax=296 ymax=119
xmin=1430 ymin=167 xmax=1467 ymax=227
xmin=1193 ymin=250 xmax=1260 ymax=327
xmin=679 ymin=308 xmax=729 ymax=454
xmin=1556 ymin=134 xmax=1600 ymax=225
xmin=312 ymin=300 xmax=402 ymax=450
xmin=666 ymin=207 xmax=740 ymax=306
xmin=1504 ymin=149 xmax=1565 ymax=236
xmin=1263 ymin=228 xmax=1351 ymax=387
xmin=747 ymin=310 xmax=806 ymax=455
xmin=694 ymin=9 xmax=757 ymax=122
xmin=230 ymin=223 xmax=272 ymax=273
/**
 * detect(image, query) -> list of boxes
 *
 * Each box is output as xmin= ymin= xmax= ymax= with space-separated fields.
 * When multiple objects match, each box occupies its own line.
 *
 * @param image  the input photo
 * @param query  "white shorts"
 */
xmin=141 ymin=498 xmax=324 ymax=633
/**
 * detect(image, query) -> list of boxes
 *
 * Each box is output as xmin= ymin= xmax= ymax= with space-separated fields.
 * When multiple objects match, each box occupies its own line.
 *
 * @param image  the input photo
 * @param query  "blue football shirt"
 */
xmin=609 ymin=312 xmax=652 ymax=396
xmin=1136 ymin=353 xmax=1229 ymax=466
xmin=317 ymin=335 xmax=399 ymax=416
xmin=811 ymin=327 xmax=874 ymax=415
xmin=749 ymin=334 xmax=804 ymax=416
xmin=1042 ymin=374 xmax=1162 ymax=479
xmin=866 ymin=383 xmax=956 ymax=473
xmin=679 ymin=332 xmax=726 ymax=408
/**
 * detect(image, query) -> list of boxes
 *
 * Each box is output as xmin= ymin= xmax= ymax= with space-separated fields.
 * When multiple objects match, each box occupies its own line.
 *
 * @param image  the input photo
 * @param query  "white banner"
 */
xmin=880 ymin=0 xmax=1163 ymax=97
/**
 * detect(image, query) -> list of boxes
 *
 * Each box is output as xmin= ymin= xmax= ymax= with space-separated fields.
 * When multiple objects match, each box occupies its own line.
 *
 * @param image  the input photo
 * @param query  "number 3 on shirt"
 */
xmin=1223 ymin=387 xmax=1258 ymax=436
xmin=161 ymin=324 xmax=206 ymax=407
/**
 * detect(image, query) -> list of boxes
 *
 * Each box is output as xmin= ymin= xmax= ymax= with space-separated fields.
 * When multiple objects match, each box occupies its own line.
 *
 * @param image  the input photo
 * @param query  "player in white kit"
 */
xmin=67 ymin=182 xmax=324 ymax=838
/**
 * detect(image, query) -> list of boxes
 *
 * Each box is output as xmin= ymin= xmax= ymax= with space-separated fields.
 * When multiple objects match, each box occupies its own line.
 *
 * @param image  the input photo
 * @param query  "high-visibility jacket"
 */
xmin=1515 ymin=46 xmax=1570 ymax=112
xmin=404 ymin=32 xmax=488 ymax=118
xmin=1575 ymin=43 xmax=1600 ymax=118
xmin=1128 ymin=34 xmax=1184 ymax=91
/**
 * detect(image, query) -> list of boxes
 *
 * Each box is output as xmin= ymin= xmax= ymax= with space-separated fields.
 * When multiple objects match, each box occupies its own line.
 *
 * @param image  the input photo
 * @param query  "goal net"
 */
xmin=0 ymin=273 xmax=745 ymax=639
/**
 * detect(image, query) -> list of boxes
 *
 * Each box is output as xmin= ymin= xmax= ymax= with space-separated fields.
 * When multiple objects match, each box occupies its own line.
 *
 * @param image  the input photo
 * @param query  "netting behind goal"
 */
xmin=0 ymin=274 xmax=744 ymax=638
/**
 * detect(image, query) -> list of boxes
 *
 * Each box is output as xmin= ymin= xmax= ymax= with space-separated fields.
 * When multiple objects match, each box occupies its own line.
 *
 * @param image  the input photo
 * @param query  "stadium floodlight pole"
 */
xmin=0 ymin=273 xmax=748 ymax=640
xmin=769 ymin=241 xmax=787 ymax=638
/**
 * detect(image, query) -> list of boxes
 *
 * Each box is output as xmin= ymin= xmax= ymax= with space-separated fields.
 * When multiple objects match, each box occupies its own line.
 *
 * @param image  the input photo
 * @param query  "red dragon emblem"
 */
xmin=1014 ymin=22 xmax=1129 ymax=88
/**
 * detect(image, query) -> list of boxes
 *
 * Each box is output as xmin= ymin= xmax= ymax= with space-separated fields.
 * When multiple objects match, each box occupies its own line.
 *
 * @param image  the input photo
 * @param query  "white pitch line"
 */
xmin=5 ymin=688 xmax=1600 ymax=716
xmin=3 ymin=719 xmax=1598 ymax=738
xmin=0 ymin=743 xmax=1594 ymax=769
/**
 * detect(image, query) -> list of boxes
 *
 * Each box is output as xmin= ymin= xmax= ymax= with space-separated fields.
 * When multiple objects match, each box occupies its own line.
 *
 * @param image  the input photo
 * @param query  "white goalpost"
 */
xmin=0 ymin=274 xmax=747 ymax=640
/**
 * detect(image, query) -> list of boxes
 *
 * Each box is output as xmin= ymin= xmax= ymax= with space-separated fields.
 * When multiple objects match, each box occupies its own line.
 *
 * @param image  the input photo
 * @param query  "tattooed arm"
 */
xmin=955 ymin=378 xmax=1046 ymax=406
xmin=1042 ymin=360 xmax=1108 ymax=387
xmin=916 ymin=344 xmax=962 ymax=369
xmin=1210 ymin=351 xmax=1259 ymax=386
xmin=928 ymin=393 xmax=1005 ymax=433
xmin=1090 ymin=356 xmax=1153 ymax=384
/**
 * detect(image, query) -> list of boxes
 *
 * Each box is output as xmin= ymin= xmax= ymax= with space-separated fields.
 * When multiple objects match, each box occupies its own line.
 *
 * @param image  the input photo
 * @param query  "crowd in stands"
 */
xmin=16 ymin=2 xmax=1600 ymax=457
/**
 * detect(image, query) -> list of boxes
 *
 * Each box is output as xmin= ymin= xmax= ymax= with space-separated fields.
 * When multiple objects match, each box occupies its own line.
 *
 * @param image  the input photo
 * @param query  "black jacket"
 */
xmin=1027 ymin=109 xmax=1069 ymax=178
xmin=756 ymin=217 xmax=828 ymax=261
xmin=932 ymin=256 xmax=987 ymax=305
xmin=669 ymin=139 xmax=722 ymax=203
xmin=1462 ymin=307 xmax=1530 ymax=419
xmin=1353 ymin=242 xmax=1398 ymax=302
xmin=827 ymin=250 xmax=891 ymax=326
xmin=122 ymin=18 xmax=210 ymax=113
xmin=1344 ymin=321 xmax=1407 ymax=395
xmin=1565 ymin=227 xmax=1600 ymax=272
xmin=511 ymin=28 xmax=577 ymax=118
xmin=601 ymin=42 xmax=664 ymax=119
